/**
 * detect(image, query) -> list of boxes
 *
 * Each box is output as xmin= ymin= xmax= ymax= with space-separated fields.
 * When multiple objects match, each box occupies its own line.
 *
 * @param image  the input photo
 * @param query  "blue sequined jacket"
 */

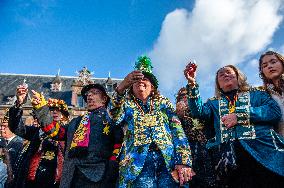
xmin=110 ymin=92 xmax=192 ymax=187
xmin=187 ymin=85 xmax=284 ymax=176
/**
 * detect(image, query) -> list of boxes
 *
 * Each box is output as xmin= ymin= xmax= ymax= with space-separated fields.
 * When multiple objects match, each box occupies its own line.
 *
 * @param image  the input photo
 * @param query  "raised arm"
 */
xmin=184 ymin=62 xmax=213 ymax=121
xmin=8 ymin=106 xmax=39 ymax=140
xmin=109 ymin=70 xmax=144 ymax=124
xmin=31 ymin=90 xmax=68 ymax=141
xmin=8 ymin=85 xmax=39 ymax=140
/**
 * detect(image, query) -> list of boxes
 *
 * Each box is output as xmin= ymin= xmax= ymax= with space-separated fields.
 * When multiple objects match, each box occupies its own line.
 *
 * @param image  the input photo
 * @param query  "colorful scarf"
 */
xmin=69 ymin=112 xmax=91 ymax=157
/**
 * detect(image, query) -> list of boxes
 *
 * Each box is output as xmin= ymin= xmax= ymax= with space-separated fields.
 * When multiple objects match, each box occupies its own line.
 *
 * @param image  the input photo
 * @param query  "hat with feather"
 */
xmin=134 ymin=56 xmax=159 ymax=88
xmin=47 ymin=98 xmax=69 ymax=119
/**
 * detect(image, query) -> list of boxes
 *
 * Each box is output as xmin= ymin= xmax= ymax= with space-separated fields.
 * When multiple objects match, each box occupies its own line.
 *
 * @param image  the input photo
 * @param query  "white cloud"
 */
xmin=149 ymin=0 xmax=283 ymax=99
xmin=240 ymin=59 xmax=262 ymax=87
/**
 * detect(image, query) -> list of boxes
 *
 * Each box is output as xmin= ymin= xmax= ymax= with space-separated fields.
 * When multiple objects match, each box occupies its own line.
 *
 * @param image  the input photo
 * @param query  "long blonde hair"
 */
xmin=215 ymin=65 xmax=250 ymax=97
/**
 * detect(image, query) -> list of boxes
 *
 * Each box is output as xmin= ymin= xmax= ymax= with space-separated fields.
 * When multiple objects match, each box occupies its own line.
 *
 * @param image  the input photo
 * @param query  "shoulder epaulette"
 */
xmin=208 ymin=96 xmax=218 ymax=101
xmin=250 ymin=86 xmax=266 ymax=92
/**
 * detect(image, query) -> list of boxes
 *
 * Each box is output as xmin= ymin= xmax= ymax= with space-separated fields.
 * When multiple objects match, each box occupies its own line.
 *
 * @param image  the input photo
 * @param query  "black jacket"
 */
xmin=8 ymin=106 xmax=63 ymax=188
xmin=34 ymin=105 xmax=123 ymax=188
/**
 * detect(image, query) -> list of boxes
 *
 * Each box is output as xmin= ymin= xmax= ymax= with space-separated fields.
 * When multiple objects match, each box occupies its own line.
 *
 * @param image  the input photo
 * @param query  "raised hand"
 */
xmin=16 ymin=84 xmax=28 ymax=105
xmin=31 ymin=90 xmax=47 ymax=109
xmin=175 ymin=164 xmax=194 ymax=186
xmin=31 ymin=90 xmax=42 ymax=106
xmin=184 ymin=61 xmax=197 ymax=86
xmin=116 ymin=70 xmax=144 ymax=94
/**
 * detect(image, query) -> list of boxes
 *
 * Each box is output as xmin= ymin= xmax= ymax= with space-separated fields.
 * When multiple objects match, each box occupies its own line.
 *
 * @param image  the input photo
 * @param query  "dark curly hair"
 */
xmin=176 ymin=87 xmax=187 ymax=103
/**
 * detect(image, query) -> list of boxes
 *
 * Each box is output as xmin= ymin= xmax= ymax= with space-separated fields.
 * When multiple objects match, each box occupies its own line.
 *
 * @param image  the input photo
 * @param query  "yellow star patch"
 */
xmin=103 ymin=124 xmax=110 ymax=135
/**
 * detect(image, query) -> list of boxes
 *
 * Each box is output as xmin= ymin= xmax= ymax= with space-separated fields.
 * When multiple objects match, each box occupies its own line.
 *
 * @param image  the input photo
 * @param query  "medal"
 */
xmin=228 ymin=103 xmax=236 ymax=113
xmin=225 ymin=94 xmax=238 ymax=113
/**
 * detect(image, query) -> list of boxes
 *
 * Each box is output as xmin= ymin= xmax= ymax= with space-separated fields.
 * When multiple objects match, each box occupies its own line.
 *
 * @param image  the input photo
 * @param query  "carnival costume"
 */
xmin=8 ymin=98 xmax=67 ymax=188
xmin=33 ymin=84 xmax=123 ymax=188
xmin=110 ymin=56 xmax=192 ymax=188
xmin=187 ymin=84 xmax=284 ymax=187
xmin=176 ymin=88 xmax=217 ymax=187
xmin=1 ymin=109 xmax=23 ymax=177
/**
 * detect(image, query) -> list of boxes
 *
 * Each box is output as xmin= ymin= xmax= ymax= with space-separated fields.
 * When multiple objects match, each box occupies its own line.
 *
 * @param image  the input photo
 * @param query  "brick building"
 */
xmin=0 ymin=67 xmax=122 ymax=124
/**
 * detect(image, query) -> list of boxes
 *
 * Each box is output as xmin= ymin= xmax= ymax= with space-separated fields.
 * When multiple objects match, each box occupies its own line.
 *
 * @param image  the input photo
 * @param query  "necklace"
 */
xmin=133 ymin=96 xmax=153 ymax=115
xmin=225 ymin=94 xmax=238 ymax=113
xmin=133 ymin=96 xmax=156 ymax=127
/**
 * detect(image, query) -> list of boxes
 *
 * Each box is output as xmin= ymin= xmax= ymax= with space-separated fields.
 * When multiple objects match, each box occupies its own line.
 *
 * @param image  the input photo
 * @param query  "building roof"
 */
xmin=0 ymin=73 xmax=122 ymax=106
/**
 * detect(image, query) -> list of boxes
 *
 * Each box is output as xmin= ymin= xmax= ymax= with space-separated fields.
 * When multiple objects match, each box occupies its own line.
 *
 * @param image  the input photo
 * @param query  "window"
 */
xmin=77 ymin=95 xmax=86 ymax=108
xmin=106 ymin=84 xmax=113 ymax=92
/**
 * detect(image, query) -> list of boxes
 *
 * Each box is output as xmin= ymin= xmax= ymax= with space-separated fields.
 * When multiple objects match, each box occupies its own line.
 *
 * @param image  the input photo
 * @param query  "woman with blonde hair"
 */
xmin=259 ymin=50 xmax=284 ymax=136
xmin=184 ymin=62 xmax=284 ymax=187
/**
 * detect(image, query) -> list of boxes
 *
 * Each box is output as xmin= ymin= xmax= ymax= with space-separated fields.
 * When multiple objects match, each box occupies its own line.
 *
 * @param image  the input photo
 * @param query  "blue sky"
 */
xmin=1 ymin=0 xmax=284 ymax=102
xmin=0 ymin=0 xmax=191 ymax=77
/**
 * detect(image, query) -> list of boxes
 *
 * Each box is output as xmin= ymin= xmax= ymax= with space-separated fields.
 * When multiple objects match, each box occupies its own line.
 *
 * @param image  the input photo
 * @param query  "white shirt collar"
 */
xmin=6 ymin=135 xmax=16 ymax=144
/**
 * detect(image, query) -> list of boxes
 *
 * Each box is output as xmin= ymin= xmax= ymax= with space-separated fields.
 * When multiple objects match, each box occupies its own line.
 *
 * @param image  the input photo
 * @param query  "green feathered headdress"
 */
xmin=134 ymin=55 xmax=159 ymax=88
xmin=135 ymin=56 xmax=153 ymax=73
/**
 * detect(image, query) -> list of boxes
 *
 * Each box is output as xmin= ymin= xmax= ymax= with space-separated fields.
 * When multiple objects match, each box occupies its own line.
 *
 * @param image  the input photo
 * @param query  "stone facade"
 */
xmin=0 ymin=67 xmax=122 ymax=123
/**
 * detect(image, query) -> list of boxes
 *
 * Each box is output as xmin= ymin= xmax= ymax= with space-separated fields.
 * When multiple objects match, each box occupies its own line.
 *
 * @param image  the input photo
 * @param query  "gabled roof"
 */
xmin=0 ymin=73 xmax=122 ymax=106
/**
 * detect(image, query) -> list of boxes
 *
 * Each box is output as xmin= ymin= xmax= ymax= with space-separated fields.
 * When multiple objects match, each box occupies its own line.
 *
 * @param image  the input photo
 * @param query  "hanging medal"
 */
xmin=228 ymin=102 xmax=236 ymax=113
xmin=226 ymin=94 xmax=237 ymax=113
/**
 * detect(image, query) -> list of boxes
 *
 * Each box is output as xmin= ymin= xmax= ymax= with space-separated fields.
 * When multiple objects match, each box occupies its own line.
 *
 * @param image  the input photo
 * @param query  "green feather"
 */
xmin=134 ymin=55 xmax=153 ymax=73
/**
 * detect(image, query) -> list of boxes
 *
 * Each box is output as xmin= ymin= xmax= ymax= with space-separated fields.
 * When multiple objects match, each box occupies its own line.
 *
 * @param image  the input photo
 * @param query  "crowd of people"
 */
xmin=0 ymin=51 xmax=284 ymax=188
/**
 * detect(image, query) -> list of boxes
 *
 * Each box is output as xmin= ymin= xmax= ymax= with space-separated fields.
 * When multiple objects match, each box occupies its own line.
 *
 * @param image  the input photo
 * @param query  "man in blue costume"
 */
xmin=184 ymin=63 xmax=284 ymax=187
xmin=111 ymin=56 xmax=193 ymax=188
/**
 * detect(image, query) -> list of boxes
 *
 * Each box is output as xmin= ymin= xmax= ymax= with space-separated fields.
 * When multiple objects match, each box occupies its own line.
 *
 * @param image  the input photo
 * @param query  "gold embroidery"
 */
xmin=141 ymin=114 xmax=157 ymax=127
xmin=219 ymin=92 xmax=255 ymax=143
xmin=41 ymin=151 xmax=55 ymax=160
xmin=132 ymin=98 xmax=174 ymax=148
